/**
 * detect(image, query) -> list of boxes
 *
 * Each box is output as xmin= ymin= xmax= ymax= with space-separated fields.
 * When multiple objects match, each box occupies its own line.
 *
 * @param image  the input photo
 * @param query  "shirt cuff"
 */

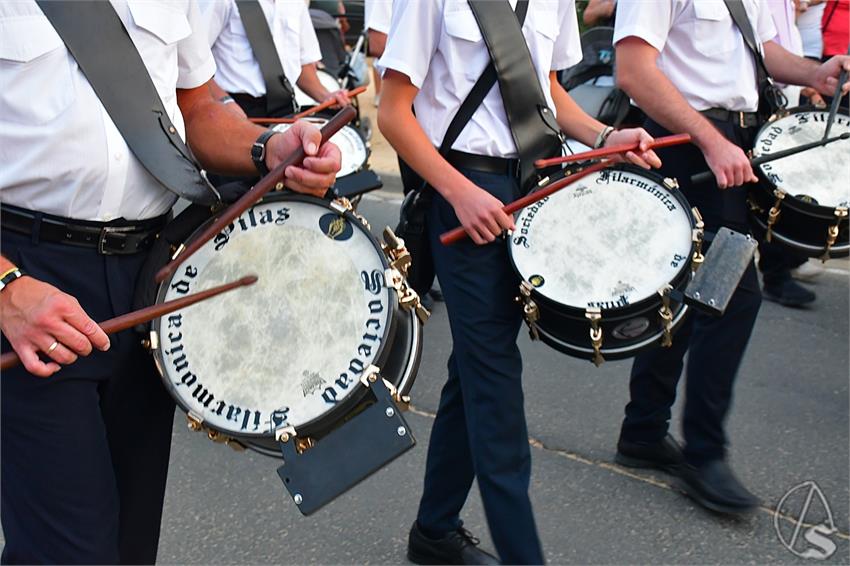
xmin=177 ymin=56 xmax=216 ymax=90
xmin=376 ymin=56 xmax=426 ymax=89
xmin=613 ymin=28 xmax=667 ymax=53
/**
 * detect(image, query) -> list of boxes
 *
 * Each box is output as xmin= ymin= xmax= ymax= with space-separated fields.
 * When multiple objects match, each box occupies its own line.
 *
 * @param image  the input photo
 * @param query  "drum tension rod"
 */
xmin=186 ymin=413 xmax=246 ymax=453
xmin=516 ymin=282 xmax=540 ymax=341
xmin=691 ymin=207 xmax=705 ymax=271
xmin=822 ymin=207 xmax=849 ymax=261
xmin=657 ymin=286 xmax=675 ymax=348
xmin=585 ymin=309 xmax=604 ymax=367
xmin=766 ymin=190 xmax=786 ymax=243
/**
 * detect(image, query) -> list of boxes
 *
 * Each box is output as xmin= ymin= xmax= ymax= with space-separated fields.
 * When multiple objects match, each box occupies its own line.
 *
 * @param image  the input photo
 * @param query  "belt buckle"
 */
xmin=738 ymin=111 xmax=747 ymax=129
xmin=98 ymin=225 xmax=135 ymax=255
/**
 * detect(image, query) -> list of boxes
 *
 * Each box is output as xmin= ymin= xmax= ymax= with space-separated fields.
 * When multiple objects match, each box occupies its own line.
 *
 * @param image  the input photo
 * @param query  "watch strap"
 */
xmin=0 ymin=267 xmax=26 ymax=292
xmin=251 ymin=129 xmax=278 ymax=176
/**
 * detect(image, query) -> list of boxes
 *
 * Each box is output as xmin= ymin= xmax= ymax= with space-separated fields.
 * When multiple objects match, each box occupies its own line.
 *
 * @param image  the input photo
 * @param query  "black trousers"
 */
xmin=758 ymin=240 xmax=807 ymax=286
xmin=416 ymin=167 xmax=543 ymax=564
xmin=619 ymin=119 xmax=763 ymax=466
xmin=1 ymin=229 xmax=175 ymax=564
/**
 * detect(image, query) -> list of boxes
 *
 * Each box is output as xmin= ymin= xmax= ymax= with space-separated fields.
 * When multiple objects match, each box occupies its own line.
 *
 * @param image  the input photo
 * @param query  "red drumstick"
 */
xmin=155 ymin=106 xmax=357 ymax=284
xmin=534 ymin=133 xmax=692 ymax=169
xmin=439 ymin=161 xmax=611 ymax=246
xmin=248 ymin=86 xmax=368 ymax=125
xmin=0 ymin=275 xmax=258 ymax=371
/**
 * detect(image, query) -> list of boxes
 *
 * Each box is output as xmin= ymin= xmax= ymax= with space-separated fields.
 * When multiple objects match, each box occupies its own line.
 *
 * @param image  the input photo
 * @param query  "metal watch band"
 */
xmin=251 ymin=129 xmax=278 ymax=176
xmin=594 ymin=126 xmax=616 ymax=149
xmin=0 ymin=267 xmax=25 ymax=292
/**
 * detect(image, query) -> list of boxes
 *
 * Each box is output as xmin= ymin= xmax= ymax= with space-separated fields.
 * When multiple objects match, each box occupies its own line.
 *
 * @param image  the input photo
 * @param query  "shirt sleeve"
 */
xmin=613 ymin=0 xmax=673 ymax=52
xmin=756 ymin=1 xmax=779 ymax=44
xmin=376 ymin=0 xmax=442 ymax=89
xmin=299 ymin=3 xmax=323 ymax=65
xmin=365 ymin=0 xmax=393 ymax=34
xmin=552 ymin=0 xmax=583 ymax=70
xmin=197 ymin=0 xmax=230 ymax=47
xmin=177 ymin=0 xmax=217 ymax=89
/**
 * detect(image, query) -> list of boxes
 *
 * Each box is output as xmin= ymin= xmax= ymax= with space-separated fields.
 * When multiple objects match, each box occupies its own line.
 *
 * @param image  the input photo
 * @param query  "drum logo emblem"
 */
xmin=572 ymin=184 xmax=593 ymax=198
xmin=529 ymin=274 xmax=545 ymax=288
xmin=320 ymin=214 xmax=353 ymax=241
xmin=301 ymin=371 xmax=327 ymax=398
xmin=611 ymin=280 xmax=635 ymax=298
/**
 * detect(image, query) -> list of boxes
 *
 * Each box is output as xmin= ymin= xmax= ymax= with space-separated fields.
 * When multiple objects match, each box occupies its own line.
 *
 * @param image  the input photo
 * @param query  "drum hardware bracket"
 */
xmin=186 ymin=412 xmax=246 ymax=452
xmin=663 ymin=177 xmax=679 ymax=191
xmin=331 ymin=196 xmax=370 ymax=229
xmin=144 ymin=330 xmax=159 ymax=351
xmin=691 ymin=207 xmax=705 ymax=271
xmin=585 ymin=308 xmax=605 ymax=367
xmin=766 ymin=190 xmax=786 ymax=243
xmin=516 ymin=281 xmax=540 ymax=341
xmin=275 ymin=425 xmax=298 ymax=444
xmin=170 ymin=242 xmax=186 ymax=261
xmin=657 ymin=286 xmax=674 ymax=348
xmin=822 ymin=207 xmax=848 ymax=261
xmin=276 ymin=369 xmax=416 ymax=515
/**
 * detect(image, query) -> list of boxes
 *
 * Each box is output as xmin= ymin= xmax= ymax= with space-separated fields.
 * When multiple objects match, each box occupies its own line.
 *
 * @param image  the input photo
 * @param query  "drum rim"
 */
xmin=752 ymin=105 xmax=850 ymax=216
xmin=273 ymin=116 xmax=370 ymax=178
xmin=508 ymin=163 xmax=698 ymax=318
xmin=151 ymin=193 xmax=400 ymax=440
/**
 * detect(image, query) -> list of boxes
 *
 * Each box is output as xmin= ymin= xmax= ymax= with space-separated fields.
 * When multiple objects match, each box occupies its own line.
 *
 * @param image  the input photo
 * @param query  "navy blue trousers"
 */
xmin=416 ymin=168 xmax=544 ymax=565
xmin=1 ymin=230 xmax=175 ymax=564
xmin=620 ymin=120 xmax=763 ymax=466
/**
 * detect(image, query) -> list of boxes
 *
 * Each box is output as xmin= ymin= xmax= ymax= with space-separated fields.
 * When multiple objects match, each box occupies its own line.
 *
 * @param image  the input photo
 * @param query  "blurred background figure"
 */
xmin=364 ymin=0 xmax=392 ymax=107
xmin=582 ymin=0 xmax=616 ymax=27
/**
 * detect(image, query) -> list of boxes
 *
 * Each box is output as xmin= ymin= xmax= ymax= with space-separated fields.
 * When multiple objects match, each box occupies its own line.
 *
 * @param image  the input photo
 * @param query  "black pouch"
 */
xmin=395 ymin=187 xmax=435 ymax=297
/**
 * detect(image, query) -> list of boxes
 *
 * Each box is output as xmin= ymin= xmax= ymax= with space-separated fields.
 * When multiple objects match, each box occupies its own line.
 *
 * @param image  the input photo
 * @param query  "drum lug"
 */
xmin=331 ymin=196 xmax=370 ymax=229
xmin=382 ymin=227 xmax=413 ymax=278
xmin=143 ymin=330 xmax=159 ymax=351
xmin=516 ymin=281 xmax=540 ymax=341
xmin=663 ymin=177 xmax=679 ymax=191
xmin=187 ymin=411 xmax=203 ymax=432
xmin=585 ymin=308 xmax=604 ymax=367
xmin=691 ymin=207 xmax=705 ymax=271
xmin=822 ymin=207 xmax=848 ymax=261
xmin=359 ymin=364 xmax=382 ymax=388
xmin=275 ymin=425 xmax=298 ymax=444
xmin=170 ymin=242 xmax=186 ymax=261
xmin=766 ymin=190 xmax=786 ymax=243
xmin=657 ymin=285 xmax=675 ymax=348
xmin=186 ymin=413 xmax=246 ymax=453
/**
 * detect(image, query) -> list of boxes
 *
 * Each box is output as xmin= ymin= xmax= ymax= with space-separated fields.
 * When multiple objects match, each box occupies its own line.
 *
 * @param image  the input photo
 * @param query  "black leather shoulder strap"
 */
xmin=236 ymin=0 xmax=296 ymax=116
xmin=468 ymin=0 xmax=562 ymax=191
xmin=36 ymin=0 xmax=220 ymax=206
xmin=723 ymin=0 xmax=771 ymax=84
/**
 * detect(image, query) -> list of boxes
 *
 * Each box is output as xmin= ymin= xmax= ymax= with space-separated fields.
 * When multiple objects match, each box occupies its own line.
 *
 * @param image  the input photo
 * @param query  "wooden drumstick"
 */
xmin=534 ymin=133 xmax=692 ymax=169
xmin=248 ymin=86 xmax=368 ymax=125
xmin=155 ymin=105 xmax=357 ymax=284
xmin=439 ymin=161 xmax=611 ymax=246
xmin=0 ymin=275 xmax=258 ymax=371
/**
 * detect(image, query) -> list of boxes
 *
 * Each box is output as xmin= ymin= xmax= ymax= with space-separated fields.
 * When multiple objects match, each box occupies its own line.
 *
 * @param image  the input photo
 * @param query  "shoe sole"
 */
xmin=407 ymin=549 xmax=457 ymax=565
xmin=763 ymin=293 xmax=816 ymax=308
xmin=677 ymin=478 xmax=759 ymax=517
xmin=615 ymin=452 xmax=681 ymax=475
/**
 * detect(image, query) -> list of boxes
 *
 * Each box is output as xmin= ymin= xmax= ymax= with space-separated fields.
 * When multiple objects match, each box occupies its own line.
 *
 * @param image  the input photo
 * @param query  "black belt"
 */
xmin=446 ymin=149 xmax=521 ymax=177
xmin=700 ymin=108 xmax=760 ymax=128
xmin=1 ymin=205 xmax=168 ymax=255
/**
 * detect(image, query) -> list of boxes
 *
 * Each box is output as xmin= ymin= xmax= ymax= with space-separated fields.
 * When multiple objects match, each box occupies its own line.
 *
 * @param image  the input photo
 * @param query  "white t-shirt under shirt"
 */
xmin=378 ymin=0 xmax=582 ymax=158
xmin=614 ymin=0 xmax=777 ymax=112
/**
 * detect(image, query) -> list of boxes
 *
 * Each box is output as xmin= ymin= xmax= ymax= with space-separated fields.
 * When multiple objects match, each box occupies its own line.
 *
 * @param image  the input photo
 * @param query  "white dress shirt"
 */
xmin=378 ymin=0 xmax=582 ymax=158
xmin=0 ymin=0 xmax=215 ymax=221
xmin=364 ymin=0 xmax=393 ymax=34
xmin=614 ymin=0 xmax=777 ymax=112
xmin=201 ymin=0 xmax=322 ymax=97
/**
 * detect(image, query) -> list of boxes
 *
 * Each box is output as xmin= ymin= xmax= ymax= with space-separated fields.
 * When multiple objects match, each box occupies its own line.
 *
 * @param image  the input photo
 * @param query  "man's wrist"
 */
xmin=0 ymin=266 xmax=27 ymax=293
xmin=251 ymin=129 xmax=279 ymax=176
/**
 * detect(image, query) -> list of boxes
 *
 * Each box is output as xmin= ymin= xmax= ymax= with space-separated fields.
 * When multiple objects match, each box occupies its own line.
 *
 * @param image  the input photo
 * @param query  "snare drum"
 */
xmin=151 ymin=194 xmax=424 ymax=456
xmin=293 ymin=68 xmax=342 ymax=108
xmin=749 ymin=106 xmax=850 ymax=258
xmin=509 ymin=165 xmax=704 ymax=365
xmin=273 ymin=117 xmax=369 ymax=178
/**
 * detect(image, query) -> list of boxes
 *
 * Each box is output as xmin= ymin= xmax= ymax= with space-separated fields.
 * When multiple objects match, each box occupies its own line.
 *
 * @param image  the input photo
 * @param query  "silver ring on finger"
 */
xmin=46 ymin=340 xmax=59 ymax=354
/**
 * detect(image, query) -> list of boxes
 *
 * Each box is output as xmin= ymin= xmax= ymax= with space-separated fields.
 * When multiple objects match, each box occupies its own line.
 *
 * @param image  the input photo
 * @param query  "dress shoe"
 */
xmin=763 ymin=279 xmax=816 ymax=307
xmin=615 ymin=433 xmax=684 ymax=473
xmin=407 ymin=522 xmax=499 ymax=565
xmin=678 ymin=459 xmax=760 ymax=516
xmin=428 ymin=287 xmax=445 ymax=302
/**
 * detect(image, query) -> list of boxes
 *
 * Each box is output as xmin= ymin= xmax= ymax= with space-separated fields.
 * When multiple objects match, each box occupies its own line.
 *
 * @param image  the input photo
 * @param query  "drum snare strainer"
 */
xmin=510 ymin=165 xmax=704 ymax=365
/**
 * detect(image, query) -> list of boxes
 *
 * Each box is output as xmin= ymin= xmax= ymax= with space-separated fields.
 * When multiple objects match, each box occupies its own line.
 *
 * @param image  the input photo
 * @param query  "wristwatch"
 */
xmin=0 ymin=266 xmax=26 ymax=292
xmin=251 ymin=129 xmax=278 ymax=176
xmin=594 ymin=126 xmax=616 ymax=149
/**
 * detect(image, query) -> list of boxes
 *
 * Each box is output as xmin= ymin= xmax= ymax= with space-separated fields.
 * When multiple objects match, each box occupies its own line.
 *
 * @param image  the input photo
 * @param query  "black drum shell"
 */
xmin=749 ymin=106 xmax=850 ymax=258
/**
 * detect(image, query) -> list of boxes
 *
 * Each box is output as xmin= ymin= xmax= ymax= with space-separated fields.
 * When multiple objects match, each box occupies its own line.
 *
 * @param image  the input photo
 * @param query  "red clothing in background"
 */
xmin=822 ymin=0 xmax=849 ymax=57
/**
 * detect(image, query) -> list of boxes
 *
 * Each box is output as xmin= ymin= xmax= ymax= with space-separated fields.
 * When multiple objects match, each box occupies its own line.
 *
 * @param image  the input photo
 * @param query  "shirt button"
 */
xmin=114 ymin=153 xmax=122 ymax=161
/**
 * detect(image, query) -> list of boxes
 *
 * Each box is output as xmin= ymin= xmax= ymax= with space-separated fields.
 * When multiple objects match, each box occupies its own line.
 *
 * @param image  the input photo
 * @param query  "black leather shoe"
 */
xmin=615 ymin=434 xmax=684 ymax=474
xmin=428 ymin=287 xmax=445 ymax=302
xmin=678 ymin=459 xmax=760 ymax=516
xmin=763 ymin=279 xmax=816 ymax=307
xmin=407 ymin=522 xmax=500 ymax=565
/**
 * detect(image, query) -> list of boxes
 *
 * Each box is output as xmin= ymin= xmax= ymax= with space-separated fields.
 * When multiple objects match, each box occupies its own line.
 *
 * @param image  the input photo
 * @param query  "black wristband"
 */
xmin=0 ymin=267 xmax=26 ymax=292
xmin=251 ymin=129 xmax=278 ymax=176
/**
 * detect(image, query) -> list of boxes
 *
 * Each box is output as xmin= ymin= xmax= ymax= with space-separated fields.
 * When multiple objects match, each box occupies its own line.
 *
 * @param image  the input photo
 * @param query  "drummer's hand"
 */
xmin=0 ymin=277 xmax=109 ymax=377
xmin=449 ymin=184 xmax=515 ymax=245
xmin=700 ymin=133 xmax=758 ymax=189
xmin=604 ymin=128 xmax=662 ymax=169
xmin=801 ymin=87 xmax=827 ymax=108
xmin=811 ymin=55 xmax=850 ymax=96
xmin=322 ymin=89 xmax=351 ymax=108
xmin=266 ymin=120 xmax=341 ymax=197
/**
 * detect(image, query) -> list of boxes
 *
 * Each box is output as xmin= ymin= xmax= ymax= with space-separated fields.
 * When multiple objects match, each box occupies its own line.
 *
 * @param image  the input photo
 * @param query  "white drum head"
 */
xmin=273 ymin=118 xmax=367 ymax=177
xmin=293 ymin=69 xmax=342 ymax=107
xmin=510 ymin=168 xmax=693 ymax=310
xmin=755 ymin=110 xmax=850 ymax=208
xmin=155 ymin=198 xmax=393 ymax=436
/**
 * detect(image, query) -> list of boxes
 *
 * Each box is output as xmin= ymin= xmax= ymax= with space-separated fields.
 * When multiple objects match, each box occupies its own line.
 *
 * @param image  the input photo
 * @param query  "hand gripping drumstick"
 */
xmin=248 ymin=86 xmax=367 ymax=125
xmin=689 ymin=131 xmax=850 ymax=185
xmin=439 ymin=161 xmax=611 ymax=246
xmin=0 ymin=275 xmax=258 ymax=371
xmin=533 ymin=133 xmax=692 ymax=169
xmin=155 ymin=105 xmax=357 ymax=284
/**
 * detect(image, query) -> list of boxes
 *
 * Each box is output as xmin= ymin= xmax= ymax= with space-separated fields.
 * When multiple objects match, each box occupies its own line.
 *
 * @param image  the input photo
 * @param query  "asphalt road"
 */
xmin=151 ymin=171 xmax=849 ymax=565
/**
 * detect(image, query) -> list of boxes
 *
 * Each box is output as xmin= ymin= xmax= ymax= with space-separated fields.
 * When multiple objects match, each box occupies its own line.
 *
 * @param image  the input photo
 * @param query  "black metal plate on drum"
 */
xmin=684 ymin=227 xmax=757 ymax=317
xmin=276 ymin=378 xmax=415 ymax=516
xmin=333 ymin=170 xmax=383 ymax=199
